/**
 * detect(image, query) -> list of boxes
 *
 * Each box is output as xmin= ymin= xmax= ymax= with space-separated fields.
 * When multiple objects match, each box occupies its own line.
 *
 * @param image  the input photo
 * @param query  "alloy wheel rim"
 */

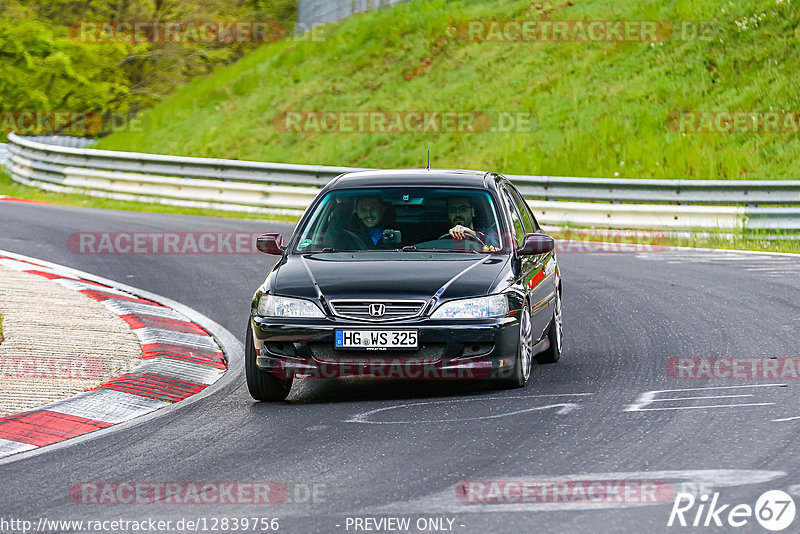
xmin=520 ymin=304 xmax=533 ymax=381
xmin=554 ymin=291 xmax=563 ymax=354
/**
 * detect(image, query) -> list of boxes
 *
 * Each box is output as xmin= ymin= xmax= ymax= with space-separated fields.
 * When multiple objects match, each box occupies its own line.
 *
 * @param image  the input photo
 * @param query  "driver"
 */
xmin=446 ymin=196 xmax=500 ymax=249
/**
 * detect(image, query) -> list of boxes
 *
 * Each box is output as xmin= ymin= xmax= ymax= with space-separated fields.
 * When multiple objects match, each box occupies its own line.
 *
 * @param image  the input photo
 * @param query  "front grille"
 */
xmin=308 ymin=342 xmax=445 ymax=364
xmin=328 ymin=300 xmax=426 ymax=322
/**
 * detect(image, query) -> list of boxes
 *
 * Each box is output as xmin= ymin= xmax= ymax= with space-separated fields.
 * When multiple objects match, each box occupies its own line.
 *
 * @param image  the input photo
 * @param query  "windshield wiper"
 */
xmin=406 ymin=248 xmax=481 ymax=254
xmin=305 ymin=248 xmax=354 ymax=253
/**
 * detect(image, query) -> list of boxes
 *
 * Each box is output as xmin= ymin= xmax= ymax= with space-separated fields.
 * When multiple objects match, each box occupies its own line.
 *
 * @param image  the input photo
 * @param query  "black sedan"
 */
xmin=246 ymin=169 xmax=562 ymax=401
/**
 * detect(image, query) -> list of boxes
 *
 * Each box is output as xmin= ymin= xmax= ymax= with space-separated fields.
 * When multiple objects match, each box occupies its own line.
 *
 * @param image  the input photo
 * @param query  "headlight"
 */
xmin=431 ymin=294 xmax=509 ymax=319
xmin=257 ymin=295 xmax=325 ymax=318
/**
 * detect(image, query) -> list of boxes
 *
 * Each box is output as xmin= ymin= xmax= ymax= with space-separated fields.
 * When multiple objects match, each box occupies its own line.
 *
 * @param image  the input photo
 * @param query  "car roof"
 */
xmin=327 ymin=169 xmax=496 ymax=189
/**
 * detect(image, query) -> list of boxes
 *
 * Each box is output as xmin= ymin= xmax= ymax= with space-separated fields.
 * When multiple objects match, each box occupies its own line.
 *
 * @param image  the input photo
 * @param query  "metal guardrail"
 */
xmin=12 ymin=136 xmax=96 ymax=149
xmin=511 ymin=176 xmax=800 ymax=206
xmin=4 ymin=133 xmax=800 ymax=233
xmin=5 ymin=133 xmax=356 ymax=216
xmin=297 ymin=0 xmax=410 ymax=31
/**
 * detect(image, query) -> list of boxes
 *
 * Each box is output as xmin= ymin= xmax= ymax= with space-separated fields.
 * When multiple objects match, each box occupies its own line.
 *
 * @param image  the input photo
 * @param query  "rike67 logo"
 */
xmin=668 ymin=490 xmax=796 ymax=531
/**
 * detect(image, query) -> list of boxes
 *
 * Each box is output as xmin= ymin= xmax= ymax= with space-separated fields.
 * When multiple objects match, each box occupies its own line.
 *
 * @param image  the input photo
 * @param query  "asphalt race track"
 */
xmin=1 ymin=201 xmax=799 ymax=533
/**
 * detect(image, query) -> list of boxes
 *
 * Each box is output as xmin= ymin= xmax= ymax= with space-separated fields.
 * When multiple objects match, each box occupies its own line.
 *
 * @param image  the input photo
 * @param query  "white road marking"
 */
xmin=635 ymin=250 xmax=800 ymax=281
xmin=350 ymin=403 xmax=579 ymax=424
xmin=649 ymin=394 xmax=754 ymax=402
xmin=624 ymin=384 xmax=785 ymax=412
xmin=630 ymin=403 xmax=774 ymax=411
xmin=772 ymin=416 xmax=800 ymax=422
xmin=345 ymin=393 xmax=591 ymax=424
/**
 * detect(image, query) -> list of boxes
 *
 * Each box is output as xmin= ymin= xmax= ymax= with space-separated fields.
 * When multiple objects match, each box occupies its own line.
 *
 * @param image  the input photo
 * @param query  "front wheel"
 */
xmin=245 ymin=322 xmax=293 ymax=401
xmin=497 ymin=301 xmax=533 ymax=389
xmin=535 ymin=289 xmax=562 ymax=364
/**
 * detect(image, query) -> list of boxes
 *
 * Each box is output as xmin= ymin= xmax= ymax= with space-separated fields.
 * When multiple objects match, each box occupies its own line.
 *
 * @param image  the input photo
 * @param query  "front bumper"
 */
xmin=250 ymin=315 xmax=520 ymax=380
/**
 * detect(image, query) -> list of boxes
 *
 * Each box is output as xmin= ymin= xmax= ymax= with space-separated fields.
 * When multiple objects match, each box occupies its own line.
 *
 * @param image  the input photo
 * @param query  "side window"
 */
xmin=522 ymin=196 xmax=541 ymax=232
xmin=509 ymin=186 xmax=536 ymax=234
xmin=502 ymin=188 xmax=525 ymax=248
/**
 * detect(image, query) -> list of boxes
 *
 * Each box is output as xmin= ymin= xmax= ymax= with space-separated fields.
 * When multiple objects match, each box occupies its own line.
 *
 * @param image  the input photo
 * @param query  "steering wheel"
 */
xmin=341 ymin=229 xmax=371 ymax=250
xmin=437 ymin=232 xmax=485 ymax=245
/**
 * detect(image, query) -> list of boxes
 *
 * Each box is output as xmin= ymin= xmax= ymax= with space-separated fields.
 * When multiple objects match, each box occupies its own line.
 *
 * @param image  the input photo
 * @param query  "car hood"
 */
xmin=273 ymin=252 xmax=509 ymax=302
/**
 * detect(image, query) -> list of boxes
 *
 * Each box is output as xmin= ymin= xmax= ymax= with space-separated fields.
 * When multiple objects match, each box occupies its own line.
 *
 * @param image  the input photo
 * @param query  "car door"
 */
xmin=503 ymin=183 xmax=556 ymax=339
xmin=500 ymin=185 xmax=538 ymax=334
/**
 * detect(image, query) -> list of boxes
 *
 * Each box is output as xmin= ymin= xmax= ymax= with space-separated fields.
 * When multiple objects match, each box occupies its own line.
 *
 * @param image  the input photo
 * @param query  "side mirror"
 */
xmin=518 ymin=233 xmax=554 ymax=255
xmin=256 ymin=233 xmax=285 ymax=255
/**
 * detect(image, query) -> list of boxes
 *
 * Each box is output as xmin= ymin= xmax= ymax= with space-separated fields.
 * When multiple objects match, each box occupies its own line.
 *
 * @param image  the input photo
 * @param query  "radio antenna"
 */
xmin=426 ymin=150 xmax=430 ymax=170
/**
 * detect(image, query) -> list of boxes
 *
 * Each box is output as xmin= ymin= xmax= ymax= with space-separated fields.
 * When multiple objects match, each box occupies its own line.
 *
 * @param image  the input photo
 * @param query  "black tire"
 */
xmin=245 ymin=323 xmax=293 ymax=401
xmin=535 ymin=289 xmax=562 ymax=364
xmin=496 ymin=301 xmax=533 ymax=389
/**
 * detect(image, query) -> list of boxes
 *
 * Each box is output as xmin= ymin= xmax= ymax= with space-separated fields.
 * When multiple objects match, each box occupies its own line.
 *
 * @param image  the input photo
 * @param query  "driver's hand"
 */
xmin=449 ymin=225 xmax=476 ymax=240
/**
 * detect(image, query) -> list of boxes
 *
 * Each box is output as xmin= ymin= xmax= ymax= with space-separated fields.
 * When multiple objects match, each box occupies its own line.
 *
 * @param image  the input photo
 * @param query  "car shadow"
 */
xmin=284 ymin=375 xmax=514 ymax=404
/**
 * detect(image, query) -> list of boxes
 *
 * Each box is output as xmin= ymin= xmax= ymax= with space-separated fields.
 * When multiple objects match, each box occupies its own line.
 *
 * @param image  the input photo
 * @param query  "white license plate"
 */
xmin=335 ymin=330 xmax=418 ymax=350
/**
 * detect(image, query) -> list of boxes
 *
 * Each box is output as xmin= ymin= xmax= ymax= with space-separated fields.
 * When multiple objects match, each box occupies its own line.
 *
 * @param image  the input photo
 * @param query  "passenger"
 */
xmin=332 ymin=196 xmax=397 ymax=249
xmin=355 ymin=196 xmax=386 ymax=245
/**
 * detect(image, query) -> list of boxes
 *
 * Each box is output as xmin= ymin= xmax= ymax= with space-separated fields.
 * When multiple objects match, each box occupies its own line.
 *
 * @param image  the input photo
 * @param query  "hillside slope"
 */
xmin=98 ymin=0 xmax=800 ymax=180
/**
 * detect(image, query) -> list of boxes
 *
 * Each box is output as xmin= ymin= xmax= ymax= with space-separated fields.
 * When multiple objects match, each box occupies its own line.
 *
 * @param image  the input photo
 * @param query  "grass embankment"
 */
xmin=97 ymin=0 xmax=799 ymax=180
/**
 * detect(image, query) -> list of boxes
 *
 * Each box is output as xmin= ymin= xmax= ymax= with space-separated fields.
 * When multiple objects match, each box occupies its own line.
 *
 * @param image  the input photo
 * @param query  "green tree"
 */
xmin=0 ymin=0 xmax=297 ymax=137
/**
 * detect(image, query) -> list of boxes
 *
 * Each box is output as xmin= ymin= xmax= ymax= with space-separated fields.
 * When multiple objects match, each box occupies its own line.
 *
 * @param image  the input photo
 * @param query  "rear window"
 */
xmin=293 ymin=187 xmax=508 ymax=253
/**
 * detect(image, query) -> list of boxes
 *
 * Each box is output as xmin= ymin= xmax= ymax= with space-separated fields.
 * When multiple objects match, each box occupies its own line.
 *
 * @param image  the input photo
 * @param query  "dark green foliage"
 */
xmin=0 ymin=0 xmax=296 ymax=137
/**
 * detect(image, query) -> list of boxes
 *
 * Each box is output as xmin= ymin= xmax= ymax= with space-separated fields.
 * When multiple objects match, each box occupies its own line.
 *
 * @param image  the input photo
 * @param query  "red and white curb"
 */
xmin=0 ymin=253 xmax=228 ymax=459
xmin=0 ymin=196 xmax=48 ymax=204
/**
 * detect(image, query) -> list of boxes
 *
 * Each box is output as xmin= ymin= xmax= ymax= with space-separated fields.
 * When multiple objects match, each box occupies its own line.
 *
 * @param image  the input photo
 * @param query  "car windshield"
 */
xmin=293 ymin=187 xmax=508 ymax=253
